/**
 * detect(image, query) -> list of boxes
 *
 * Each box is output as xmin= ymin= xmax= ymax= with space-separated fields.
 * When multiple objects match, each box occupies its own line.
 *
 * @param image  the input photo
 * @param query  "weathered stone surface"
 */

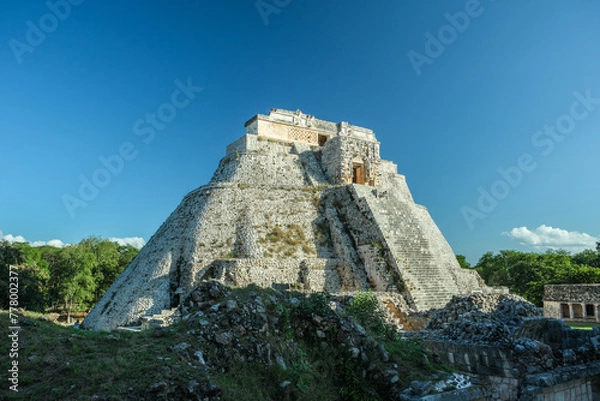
xmin=544 ymin=284 xmax=600 ymax=324
xmin=424 ymin=293 xmax=542 ymax=344
xmin=83 ymin=109 xmax=485 ymax=331
xmin=141 ymin=280 xmax=477 ymax=400
xmin=422 ymin=292 xmax=600 ymax=400
xmin=544 ymin=284 xmax=600 ymax=303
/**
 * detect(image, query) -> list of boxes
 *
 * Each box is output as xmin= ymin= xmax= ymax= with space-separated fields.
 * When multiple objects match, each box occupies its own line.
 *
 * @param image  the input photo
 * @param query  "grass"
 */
xmin=259 ymin=224 xmax=315 ymax=257
xmin=1 ymin=311 xmax=200 ymax=400
xmin=567 ymin=321 xmax=599 ymax=330
xmin=216 ymin=346 xmax=341 ymax=401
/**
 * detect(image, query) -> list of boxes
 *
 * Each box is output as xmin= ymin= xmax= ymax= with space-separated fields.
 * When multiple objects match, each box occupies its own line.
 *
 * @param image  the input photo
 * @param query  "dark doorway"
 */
xmin=318 ymin=134 xmax=328 ymax=146
xmin=352 ymin=163 xmax=365 ymax=185
xmin=586 ymin=304 xmax=595 ymax=319
xmin=561 ymin=303 xmax=570 ymax=318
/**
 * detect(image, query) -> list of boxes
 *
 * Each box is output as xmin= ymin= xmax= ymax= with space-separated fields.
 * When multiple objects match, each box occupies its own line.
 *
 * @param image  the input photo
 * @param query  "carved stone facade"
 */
xmin=322 ymin=136 xmax=380 ymax=186
xmin=544 ymin=284 xmax=600 ymax=322
xmin=244 ymin=108 xmax=337 ymax=146
xmin=246 ymin=109 xmax=381 ymax=186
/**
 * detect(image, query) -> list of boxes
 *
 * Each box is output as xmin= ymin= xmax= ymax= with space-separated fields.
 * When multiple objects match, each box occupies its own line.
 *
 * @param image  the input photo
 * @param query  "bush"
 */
xmin=346 ymin=291 xmax=393 ymax=338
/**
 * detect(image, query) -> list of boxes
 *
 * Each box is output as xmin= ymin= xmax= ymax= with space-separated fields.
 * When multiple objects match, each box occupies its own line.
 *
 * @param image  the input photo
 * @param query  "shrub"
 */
xmin=346 ymin=291 xmax=393 ymax=338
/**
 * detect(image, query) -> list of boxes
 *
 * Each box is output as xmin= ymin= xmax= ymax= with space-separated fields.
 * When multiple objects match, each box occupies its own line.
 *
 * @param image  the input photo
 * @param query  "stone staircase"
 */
xmin=352 ymin=185 xmax=461 ymax=311
xmin=325 ymin=207 xmax=370 ymax=291
xmin=293 ymin=143 xmax=327 ymax=185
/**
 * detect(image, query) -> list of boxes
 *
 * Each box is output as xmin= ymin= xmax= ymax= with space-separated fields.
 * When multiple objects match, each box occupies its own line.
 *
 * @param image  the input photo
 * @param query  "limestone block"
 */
xmin=83 ymin=109 xmax=486 ymax=331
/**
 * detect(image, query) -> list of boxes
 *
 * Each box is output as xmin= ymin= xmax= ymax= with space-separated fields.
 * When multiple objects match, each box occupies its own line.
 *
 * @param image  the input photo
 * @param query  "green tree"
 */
xmin=0 ymin=240 xmax=24 ymax=267
xmin=1 ymin=237 xmax=138 ymax=314
xmin=0 ymin=241 xmax=51 ymax=311
xmin=456 ymin=254 xmax=471 ymax=269
xmin=79 ymin=237 xmax=118 ymax=303
xmin=14 ymin=263 xmax=50 ymax=311
xmin=557 ymin=263 xmax=600 ymax=283
xmin=50 ymin=243 xmax=97 ymax=322
xmin=474 ymin=249 xmax=600 ymax=306
xmin=79 ymin=237 xmax=138 ymax=303
xmin=118 ymin=244 xmax=139 ymax=268
xmin=474 ymin=251 xmax=514 ymax=288
xmin=572 ymin=249 xmax=600 ymax=268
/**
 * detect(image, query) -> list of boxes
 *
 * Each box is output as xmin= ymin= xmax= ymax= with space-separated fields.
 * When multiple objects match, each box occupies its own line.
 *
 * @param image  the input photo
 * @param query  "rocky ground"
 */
xmin=420 ymin=292 xmax=600 ymax=375
xmin=166 ymin=281 xmax=446 ymax=400
xmin=422 ymin=292 xmax=543 ymax=344
xmin=5 ymin=286 xmax=600 ymax=400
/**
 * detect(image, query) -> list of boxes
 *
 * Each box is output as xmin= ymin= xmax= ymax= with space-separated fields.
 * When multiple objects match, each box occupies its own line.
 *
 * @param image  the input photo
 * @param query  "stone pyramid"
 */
xmin=83 ymin=109 xmax=485 ymax=331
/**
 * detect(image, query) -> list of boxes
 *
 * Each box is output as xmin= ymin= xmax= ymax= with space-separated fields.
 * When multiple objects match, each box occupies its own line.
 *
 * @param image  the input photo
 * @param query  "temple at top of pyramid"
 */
xmin=83 ymin=108 xmax=486 ymax=331
xmin=240 ymin=108 xmax=381 ymax=186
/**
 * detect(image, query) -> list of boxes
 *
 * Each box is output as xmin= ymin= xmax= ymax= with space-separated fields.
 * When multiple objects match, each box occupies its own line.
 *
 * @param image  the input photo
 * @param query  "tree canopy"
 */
xmin=462 ymin=247 xmax=600 ymax=306
xmin=0 ymin=237 xmax=138 ymax=317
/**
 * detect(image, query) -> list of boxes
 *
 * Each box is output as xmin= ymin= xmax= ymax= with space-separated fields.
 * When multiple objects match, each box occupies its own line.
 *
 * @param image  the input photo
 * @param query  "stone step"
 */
xmin=349 ymin=184 xmax=467 ymax=311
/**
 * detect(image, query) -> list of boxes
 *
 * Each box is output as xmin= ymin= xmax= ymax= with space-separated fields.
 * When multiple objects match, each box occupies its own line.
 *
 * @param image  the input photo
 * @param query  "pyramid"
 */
xmin=83 ymin=109 xmax=485 ymax=331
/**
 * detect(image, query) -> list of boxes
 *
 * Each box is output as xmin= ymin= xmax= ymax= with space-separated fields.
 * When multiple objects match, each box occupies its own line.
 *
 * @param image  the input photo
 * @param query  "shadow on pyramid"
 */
xmin=83 ymin=109 xmax=485 ymax=331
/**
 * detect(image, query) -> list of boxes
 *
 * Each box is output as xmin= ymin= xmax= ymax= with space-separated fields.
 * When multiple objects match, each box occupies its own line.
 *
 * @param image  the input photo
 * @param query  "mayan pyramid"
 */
xmin=83 ymin=109 xmax=485 ymax=331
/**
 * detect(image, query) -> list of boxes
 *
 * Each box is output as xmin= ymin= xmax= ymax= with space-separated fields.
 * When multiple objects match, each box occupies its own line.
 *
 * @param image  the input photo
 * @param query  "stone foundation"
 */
xmin=425 ymin=340 xmax=600 ymax=401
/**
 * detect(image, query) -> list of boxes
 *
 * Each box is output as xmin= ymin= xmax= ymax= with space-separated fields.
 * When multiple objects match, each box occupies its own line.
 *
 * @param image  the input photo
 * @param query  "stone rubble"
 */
xmin=131 ymin=280 xmax=469 ymax=400
xmin=419 ymin=293 xmax=600 ymax=377
xmin=423 ymin=293 xmax=543 ymax=344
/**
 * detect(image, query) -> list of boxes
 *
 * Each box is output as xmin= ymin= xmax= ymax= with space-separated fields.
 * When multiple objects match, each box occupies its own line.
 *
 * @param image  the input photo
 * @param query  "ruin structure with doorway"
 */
xmin=544 ymin=284 xmax=600 ymax=323
xmin=82 ymin=109 xmax=600 ymax=400
xmin=84 ymin=108 xmax=485 ymax=332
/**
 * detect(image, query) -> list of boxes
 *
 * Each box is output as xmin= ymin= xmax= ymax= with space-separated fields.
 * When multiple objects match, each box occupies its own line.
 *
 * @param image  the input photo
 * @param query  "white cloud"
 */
xmin=503 ymin=225 xmax=599 ymax=252
xmin=108 ymin=237 xmax=146 ymax=249
xmin=0 ymin=230 xmax=67 ymax=248
xmin=1 ymin=231 xmax=145 ymax=249
xmin=0 ymin=231 xmax=27 ymax=244
xmin=31 ymin=239 xmax=67 ymax=248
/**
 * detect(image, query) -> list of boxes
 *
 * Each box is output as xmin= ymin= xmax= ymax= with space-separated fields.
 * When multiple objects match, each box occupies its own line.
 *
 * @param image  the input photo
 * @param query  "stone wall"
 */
xmin=421 ymin=340 xmax=520 ymax=400
xmin=545 ymin=284 xmax=600 ymax=303
xmin=421 ymin=293 xmax=600 ymax=400
xmin=425 ymin=340 xmax=516 ymax=378
xmin=424 ymin=340 xmax=600 ymax=401
xmin=197 ymin=258 xmax=343 ymax=292
xmin=544 ymin=284 xmax=600 ymax=322
xmin=530 ymin=377 xmax=592 ymax=401
xmin=522 ymin=363 xmax=600 ymax=401
xmin=322 ymin=136 xmax=381 ymax=186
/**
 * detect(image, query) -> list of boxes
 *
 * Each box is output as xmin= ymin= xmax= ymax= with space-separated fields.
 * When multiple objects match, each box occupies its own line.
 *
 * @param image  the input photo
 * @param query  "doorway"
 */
xmin=352 ymin=163 xmax=365 ymax=185
xmin=318 ymin=134 xmax=328 ymax=146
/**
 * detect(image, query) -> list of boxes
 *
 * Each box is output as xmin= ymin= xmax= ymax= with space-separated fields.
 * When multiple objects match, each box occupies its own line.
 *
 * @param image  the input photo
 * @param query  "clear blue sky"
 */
xmin=1 ymin=0 xmax=599 ymax=263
